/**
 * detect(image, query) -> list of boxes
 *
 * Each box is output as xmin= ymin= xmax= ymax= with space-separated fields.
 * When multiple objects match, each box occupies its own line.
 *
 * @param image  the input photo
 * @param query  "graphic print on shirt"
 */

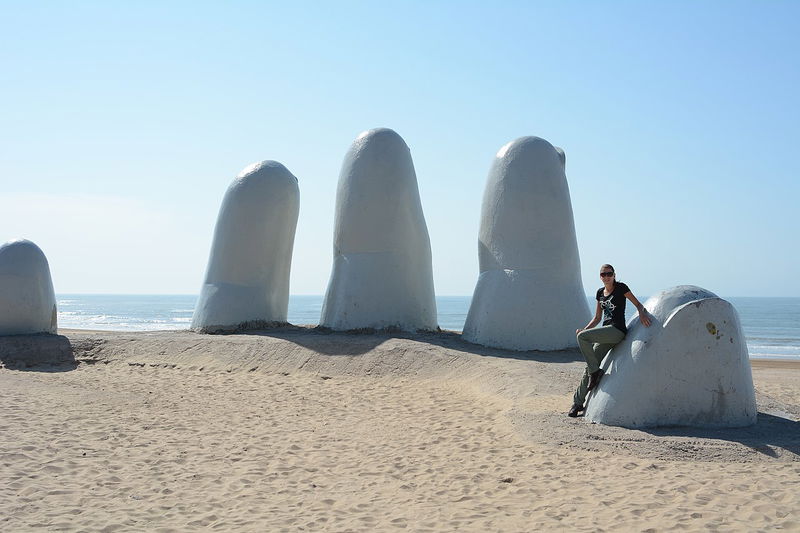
xmin=600 ymin=298 xmax=615 ymax=321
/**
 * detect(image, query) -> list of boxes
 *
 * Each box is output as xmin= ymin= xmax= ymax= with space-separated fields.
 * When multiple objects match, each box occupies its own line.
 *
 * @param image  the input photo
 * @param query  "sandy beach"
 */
xmin=1 ymin=328 xmax=798 ymax=532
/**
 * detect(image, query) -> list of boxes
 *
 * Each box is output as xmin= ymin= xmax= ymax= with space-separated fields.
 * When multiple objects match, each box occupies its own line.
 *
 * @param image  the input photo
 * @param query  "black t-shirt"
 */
xmin=596 ymin=281 xmax=630 ymax=333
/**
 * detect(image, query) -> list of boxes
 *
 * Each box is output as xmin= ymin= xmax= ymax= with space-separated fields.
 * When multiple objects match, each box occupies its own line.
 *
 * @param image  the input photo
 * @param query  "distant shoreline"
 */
xmin=54 ymin=327 xmax=800 ymax=365
xmin=55 ymin=293 xmax=800 ymax=298
xmin=55 ymin=295 xmax=800 ymax=360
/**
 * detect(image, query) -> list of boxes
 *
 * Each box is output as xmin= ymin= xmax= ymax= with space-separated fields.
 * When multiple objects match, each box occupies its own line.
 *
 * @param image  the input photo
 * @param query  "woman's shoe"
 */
xmin=567 ymin=404 xmax=584 ymax=417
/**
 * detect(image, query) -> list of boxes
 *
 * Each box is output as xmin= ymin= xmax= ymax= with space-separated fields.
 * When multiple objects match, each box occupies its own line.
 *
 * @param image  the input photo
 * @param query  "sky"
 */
xmin=1 ymin=1 xmax=798 ymax=297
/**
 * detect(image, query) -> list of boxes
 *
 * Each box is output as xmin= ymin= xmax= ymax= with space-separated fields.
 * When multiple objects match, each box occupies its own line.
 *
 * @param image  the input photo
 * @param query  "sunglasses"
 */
xmin=600 ymin=272 xmax=615 ymax=277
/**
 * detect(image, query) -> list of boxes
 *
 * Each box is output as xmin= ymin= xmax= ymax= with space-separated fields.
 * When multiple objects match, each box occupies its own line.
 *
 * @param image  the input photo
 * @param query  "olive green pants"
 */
xmin=573 ymin=325 xmax=625 ymax=407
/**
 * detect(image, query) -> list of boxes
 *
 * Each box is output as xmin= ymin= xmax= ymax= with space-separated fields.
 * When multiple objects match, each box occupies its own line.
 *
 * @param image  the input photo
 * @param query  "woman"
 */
xmin=568 ymin=264 xmax=651 ymax=417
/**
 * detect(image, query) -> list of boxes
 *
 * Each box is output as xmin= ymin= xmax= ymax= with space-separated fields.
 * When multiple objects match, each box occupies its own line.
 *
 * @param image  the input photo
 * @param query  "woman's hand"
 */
xmin=625 ymin=292 xmax=652 ymax=328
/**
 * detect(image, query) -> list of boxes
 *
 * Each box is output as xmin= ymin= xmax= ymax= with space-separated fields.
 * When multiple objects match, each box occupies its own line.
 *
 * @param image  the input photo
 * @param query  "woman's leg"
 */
xmin=572 ymin=326 xmax=625 ymax=410
xmin=573 ymin=368 xmax=591 ymax=408
xmin=592 ymin=342 xmax=618 ymax=366
xmin=577 ymin=326 xmax=625 ymax=372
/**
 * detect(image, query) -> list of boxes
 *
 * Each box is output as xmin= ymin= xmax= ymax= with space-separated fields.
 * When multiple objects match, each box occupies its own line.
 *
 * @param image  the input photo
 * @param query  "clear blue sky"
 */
xmin=2 ymin=1 xmax=798 ymax=297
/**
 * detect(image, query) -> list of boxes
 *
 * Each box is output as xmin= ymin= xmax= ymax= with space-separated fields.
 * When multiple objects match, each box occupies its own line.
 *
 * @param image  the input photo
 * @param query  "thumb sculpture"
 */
xmin=0 ymin=239 xmax=57 ymax=335
xmin=191 ymin=160 xmax=300 ymax=333
xmin=585 ymin=286 xmax=757 ymax=428
xmin=462 ymin=137 xmax=590 ymax=351
xmin=320 ymin=128 xmax=437 ymax=331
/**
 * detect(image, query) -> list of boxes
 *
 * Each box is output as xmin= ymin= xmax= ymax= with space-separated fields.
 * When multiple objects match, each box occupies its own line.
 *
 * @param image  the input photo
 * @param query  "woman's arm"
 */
xmin=576 ymin=301 xmax=602 ymax=334
xmin=624 ymin=291 xmax=652 ymax=327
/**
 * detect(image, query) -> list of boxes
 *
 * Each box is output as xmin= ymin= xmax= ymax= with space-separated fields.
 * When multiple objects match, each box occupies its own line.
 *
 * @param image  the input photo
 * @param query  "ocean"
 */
xmin=56 ymin=294 xmax=800 ymax=360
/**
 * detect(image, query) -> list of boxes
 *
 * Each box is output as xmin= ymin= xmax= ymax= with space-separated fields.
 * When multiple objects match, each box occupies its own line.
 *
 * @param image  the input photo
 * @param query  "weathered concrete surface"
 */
xmin=0 ymin=239 xmax=57 ymax=336
xmin=192 ymin=161 xmax=299 ymax=332
xmin=586 ymin=286 xmax=757 ymax=428
xmin=321 ymin=128 xmax=437 ymax=331
xmin=463 ymin=137 xmax=589 ymax=351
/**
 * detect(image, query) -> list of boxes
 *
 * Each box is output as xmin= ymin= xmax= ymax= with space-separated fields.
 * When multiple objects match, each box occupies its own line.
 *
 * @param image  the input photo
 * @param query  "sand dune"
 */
xmin=1 ymin=329 xmax=798 ymax=531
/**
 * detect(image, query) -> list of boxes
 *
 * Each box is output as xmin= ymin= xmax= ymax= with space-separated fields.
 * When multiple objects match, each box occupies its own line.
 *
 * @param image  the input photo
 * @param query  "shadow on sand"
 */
xmin=232 ymin=325 xmax=583 ymax=364
xmin=0 ymin=334 xmax=77 ymax=372
xmin=640 ymin=412 xmax=800 ymax=459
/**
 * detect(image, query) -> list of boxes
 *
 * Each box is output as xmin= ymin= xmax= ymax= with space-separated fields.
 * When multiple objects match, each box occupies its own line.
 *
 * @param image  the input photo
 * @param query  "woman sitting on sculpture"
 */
xmin=568 ymin=264 xmax=651 ymax=417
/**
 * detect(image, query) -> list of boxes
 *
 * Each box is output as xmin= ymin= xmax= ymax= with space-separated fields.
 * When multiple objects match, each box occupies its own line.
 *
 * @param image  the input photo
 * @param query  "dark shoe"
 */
xmin=567 ymin=404 xmax=584 ymax=417
xmin=587 ymin=369 xmax=605 ymax=391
